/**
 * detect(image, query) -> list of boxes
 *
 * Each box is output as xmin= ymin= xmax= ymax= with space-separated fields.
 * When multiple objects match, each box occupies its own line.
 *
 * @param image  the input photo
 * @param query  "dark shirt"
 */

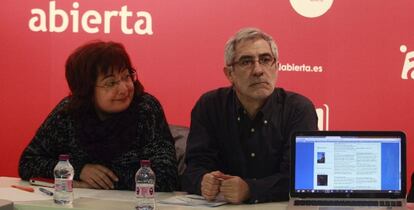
xmin=408 ymin=172 xmax=414 ymax=202
xmin=182 ymin=87 xmax=318 ymax=203
xmin=18 ymin=93 xmax=178 ymax=191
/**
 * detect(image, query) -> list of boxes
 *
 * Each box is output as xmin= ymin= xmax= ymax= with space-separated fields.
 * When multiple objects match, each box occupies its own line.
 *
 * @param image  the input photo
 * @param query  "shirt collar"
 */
xmin=232 ymin=88 xmax=276 ymax=120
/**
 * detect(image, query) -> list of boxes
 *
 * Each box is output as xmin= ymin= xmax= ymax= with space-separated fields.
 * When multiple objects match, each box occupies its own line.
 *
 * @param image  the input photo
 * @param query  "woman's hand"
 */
xmin=79 ymin=164 xmax=119 ymax=189
xmin=73 ymin=180 xmax=92 ymax=188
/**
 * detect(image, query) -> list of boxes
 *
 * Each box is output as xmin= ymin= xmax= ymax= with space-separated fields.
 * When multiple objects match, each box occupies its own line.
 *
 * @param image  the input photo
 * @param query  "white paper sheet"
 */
xmin=159 ymin=194 xmax=227 ymax=207
xmin=0 ymin=187 xmax=53 ymax=202
xmin=74 ymin=188 xmax=136 ymax=201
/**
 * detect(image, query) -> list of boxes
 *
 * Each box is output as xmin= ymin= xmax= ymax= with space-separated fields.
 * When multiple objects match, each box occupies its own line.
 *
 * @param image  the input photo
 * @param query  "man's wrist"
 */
xmin=243 ymin=188 xmax=251 ymax=202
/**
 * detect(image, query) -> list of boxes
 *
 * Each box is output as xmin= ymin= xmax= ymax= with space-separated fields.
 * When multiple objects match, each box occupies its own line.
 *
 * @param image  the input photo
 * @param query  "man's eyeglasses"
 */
xmin=96 ymin=71 xmax=136 ymax=90
xmin=229 ymin=54 xmax=276 ymax=71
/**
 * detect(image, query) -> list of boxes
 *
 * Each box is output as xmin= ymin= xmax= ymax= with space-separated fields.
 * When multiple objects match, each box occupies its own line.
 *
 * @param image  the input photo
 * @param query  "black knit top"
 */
xmin=18 ymin=93 xmax=178 ymax=191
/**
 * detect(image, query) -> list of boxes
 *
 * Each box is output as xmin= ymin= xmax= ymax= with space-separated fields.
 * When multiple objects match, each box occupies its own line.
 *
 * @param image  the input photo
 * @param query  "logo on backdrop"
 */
xmin=400 ymin=45 xmax=414 ymax=80
xmin=28 ymin=1 xmax=153 ymax=35
xmin=279 ymin=62 xmax=323 ymax=73
xmin=290 ymin=0 xmax=334 ymax=18
xmin=316 ymin=104 xmax=329 ymax=131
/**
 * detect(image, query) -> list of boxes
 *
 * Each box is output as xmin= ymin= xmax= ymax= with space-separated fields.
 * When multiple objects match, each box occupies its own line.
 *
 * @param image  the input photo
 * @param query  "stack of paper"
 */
xmin=159 ymin=194 xmax=227 ymax=207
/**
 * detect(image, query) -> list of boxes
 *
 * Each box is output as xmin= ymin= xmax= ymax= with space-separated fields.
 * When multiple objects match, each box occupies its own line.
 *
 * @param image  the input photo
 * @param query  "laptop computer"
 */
xmin=288 ymin=131 xmax=406 ymax=210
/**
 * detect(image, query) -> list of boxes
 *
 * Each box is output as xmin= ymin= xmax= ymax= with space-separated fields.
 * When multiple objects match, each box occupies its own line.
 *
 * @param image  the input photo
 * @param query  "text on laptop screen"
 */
xmin=294 ymin=135 xmax=402 ymax=193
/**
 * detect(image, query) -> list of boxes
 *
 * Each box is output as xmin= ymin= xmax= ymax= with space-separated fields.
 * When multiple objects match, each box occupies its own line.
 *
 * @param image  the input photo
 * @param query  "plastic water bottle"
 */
xmin=53 ymin=154 xmax=74 ymax=205
xmin=135 ymin=160 xmax=156 ymax=210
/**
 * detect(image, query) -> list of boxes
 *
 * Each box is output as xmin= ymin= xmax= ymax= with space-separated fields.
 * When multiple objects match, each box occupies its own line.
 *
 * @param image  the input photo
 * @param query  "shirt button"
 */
xmin=251 ymin=153 xmax=255 ymax=157
xmin=250 ymin=128 xmax=255 ymax=132
xmin=264 ymin=120 xmax=268 ymax=124
xmin=237 ymin=117 xmax=240 ymax=121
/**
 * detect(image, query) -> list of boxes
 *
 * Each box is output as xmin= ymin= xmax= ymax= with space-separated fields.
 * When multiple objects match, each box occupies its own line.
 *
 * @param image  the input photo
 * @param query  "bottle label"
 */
xmin=135 ymin=184 xmax=155 ymax=198
xmin=55 ymin=179 xmax=73 ymax=192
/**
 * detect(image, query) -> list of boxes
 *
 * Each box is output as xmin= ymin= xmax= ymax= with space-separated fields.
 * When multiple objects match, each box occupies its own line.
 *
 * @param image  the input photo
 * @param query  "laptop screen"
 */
xmin=291 ymin=131 xmax=406 ymax=198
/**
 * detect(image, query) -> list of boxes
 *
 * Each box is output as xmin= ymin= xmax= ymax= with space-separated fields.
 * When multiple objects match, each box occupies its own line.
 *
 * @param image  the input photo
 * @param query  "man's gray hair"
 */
xmin=224 ymin=28 xmax=278 ymax=66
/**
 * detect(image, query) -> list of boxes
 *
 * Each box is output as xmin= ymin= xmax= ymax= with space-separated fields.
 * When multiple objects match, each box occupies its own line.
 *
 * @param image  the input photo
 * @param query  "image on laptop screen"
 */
xmin=292 ymin=131 xmax=406 ymax=198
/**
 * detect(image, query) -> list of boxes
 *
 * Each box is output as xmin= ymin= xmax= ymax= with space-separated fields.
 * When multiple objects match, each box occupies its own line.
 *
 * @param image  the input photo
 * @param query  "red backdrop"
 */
xmin=1 ymin=0 xmax=413 ymax=190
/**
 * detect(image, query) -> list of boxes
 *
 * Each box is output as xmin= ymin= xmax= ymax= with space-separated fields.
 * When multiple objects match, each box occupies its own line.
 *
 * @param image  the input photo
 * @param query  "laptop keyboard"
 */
xmin=294 ymin=200 xmax=402 ymax=207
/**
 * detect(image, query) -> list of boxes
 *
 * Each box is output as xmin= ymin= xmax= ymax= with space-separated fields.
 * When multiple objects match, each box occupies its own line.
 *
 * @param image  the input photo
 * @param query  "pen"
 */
xmin=11 ymin=185 xmax=34 ymax=192
xmin=39 ymin=187 xmax=54 ymax=196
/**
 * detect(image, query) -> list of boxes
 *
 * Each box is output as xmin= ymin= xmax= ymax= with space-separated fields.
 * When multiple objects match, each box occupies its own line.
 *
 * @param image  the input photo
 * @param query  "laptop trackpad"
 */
xmin=320 ymin=207 xmax=354 ymax=210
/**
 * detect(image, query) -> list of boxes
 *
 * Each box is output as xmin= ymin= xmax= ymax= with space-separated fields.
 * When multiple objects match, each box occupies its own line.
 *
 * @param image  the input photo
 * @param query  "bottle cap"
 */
xmin=140 ymin=159 xmax=150 ymax=167
xmin=59 ymin=154 xmax=70 ymax=161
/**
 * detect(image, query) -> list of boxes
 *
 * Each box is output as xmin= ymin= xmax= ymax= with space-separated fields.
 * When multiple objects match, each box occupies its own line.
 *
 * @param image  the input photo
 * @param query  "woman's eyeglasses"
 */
xmin=96 ymin=71 xmax=136 ymax=90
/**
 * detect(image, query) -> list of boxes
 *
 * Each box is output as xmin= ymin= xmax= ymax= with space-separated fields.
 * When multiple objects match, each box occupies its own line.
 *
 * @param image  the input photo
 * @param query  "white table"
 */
xmin=0 ymin=177 xmax=288 ymax=210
